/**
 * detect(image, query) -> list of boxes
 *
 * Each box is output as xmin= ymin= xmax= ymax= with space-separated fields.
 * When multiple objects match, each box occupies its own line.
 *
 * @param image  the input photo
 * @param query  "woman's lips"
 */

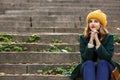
xmin=91 ymin=26 xmax=95 ymax=28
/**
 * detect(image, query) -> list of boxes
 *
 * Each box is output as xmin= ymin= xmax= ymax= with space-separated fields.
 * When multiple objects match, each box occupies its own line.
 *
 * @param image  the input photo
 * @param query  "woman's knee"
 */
xmin=98 ymin=60 xmax=107 ymax=64
xmin=98 ymin=60 xmax=108 ymax=66
xmin=84 ymin=60 xmax=94 ymax=66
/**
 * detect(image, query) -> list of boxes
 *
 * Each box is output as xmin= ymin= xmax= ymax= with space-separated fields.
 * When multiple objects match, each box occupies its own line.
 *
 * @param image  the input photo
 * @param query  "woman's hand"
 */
xmin=89 ymin=31 xmax=96 ymax=45
xmin=93 ymin=30 xmax=101 ymax=47
xmin=89 ymin=30 xmax=100 ymax=46
xmin=90 ymin=30 xmax=98 ymax=40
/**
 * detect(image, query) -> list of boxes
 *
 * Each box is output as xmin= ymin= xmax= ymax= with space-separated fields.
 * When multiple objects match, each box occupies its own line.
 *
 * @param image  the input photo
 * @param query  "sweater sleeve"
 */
xmin=96 ymin=34 xmax=114 ymax=61
xmin=79 ymin=35 xmax=94 ymax=61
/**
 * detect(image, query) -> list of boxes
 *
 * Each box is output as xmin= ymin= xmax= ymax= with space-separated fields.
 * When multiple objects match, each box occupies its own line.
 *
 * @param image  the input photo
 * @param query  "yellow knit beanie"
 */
xmin=86 ymin=10 xmax=107 ymax=27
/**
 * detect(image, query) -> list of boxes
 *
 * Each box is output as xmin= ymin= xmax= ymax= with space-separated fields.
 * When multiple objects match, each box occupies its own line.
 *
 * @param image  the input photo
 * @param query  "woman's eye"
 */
xmin=95 ymin=20 xmax=98 ymax=23
xmin=89 ymin=20 xmax=92 ymax=23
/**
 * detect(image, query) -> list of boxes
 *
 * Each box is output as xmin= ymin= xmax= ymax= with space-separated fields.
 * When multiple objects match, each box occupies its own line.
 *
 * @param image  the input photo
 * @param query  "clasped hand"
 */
xmin=90 ymin=30 xmax=99 ymax=40
xmin=89 ymin=30 xmax=101 ymax=46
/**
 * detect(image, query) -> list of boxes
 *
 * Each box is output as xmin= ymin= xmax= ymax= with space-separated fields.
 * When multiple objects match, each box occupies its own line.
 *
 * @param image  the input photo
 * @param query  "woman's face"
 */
xmin=89 ymin=19 xmax=101 ymax=31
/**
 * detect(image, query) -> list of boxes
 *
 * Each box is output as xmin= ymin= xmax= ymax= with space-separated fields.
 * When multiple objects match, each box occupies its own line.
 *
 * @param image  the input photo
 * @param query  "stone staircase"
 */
xmin=0 ymin=0 xmax=120 ymax=80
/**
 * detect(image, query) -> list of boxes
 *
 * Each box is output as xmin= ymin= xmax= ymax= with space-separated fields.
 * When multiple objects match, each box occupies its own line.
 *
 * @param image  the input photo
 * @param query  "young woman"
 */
xmin=70 ymin=10 xmax=120 ymax=80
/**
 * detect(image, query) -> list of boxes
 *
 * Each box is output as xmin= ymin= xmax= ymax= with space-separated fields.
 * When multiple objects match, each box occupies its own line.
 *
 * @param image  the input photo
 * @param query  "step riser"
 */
xmin=1 ymin=0 xmax=120 ymax=4
xmin=0 ymin=22 xmax=30 ymax=27
xmin=1 ymin=4 xmax=119 ymax=14
xmin=31 ymin=22 xmax=119 ymax=28
xmin=0 ymin=27 xmax=120 ymax=34
xmin=6 ymin=10 xmax=120 ymax=15
xmin=26 ymin=7 xmax=120 ymax=12
xmin=0 ymin=53 xmax=80 ymax=64
xmin=0 ymin=24 xmax=120 ymax=33
xmin=25 ymin=44 xmax=79 ymax=52
xmin=0 ymin=75 xmax=73 ymax=80
xmin=0 ymin=15 xmax=120 ymax=21
xmin=32 ymin=21 xmax=79 ymax=28
xmin=26 ymin=4 xmax=120 ymax=8
xmin=0 ymin=21 xmax=80 ymax=28
xmin=2 ymin=33 xmax=120 ymax=43
xmin=0 ymin=16 xmax=120 ymax=22
xmin=1 ymin=3 xmax=120 ymax=8
xmin=0 ymin=52 xmax=120 ymax=64
xmin=0 ymin=21 xmax=119 ymax=28
xmin=28 ymin=0 xmax=120 ymax=2
xmin=12 ymin=34 xmax=79 ymax=43
xmin=2 ymin=5 xmax=120 ymax=11
xmin=0 ymin=27 xmax=82 ymax=33
xmin=0 ymin=43 xmax=120 ymax=53
xmin=32 ymin=16 xmax=120 ymax=21
xmin=0 ymin=27 xmax=54 ymax=33
xmin=0 ymin=64 xmax=72 ymax=74
xmin=0 ymin=16 xmax=30 ymax=21
xmin=0 ymin=0 xmax=28 ymax=3
xmin=1 ymin=0 xmax=120 ymax=2
xmin=0 ymin=65 xmax=26 ymax=74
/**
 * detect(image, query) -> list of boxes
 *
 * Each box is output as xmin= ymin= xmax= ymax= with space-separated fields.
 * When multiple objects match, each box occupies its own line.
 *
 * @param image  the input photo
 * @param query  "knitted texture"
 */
xmin=86 ymin=10 xmax=107 ymax=27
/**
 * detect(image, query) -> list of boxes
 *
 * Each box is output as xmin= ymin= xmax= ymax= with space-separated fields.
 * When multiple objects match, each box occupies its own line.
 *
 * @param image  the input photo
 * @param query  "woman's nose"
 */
xmin=91 ymin=22 xmax=95 ymax=25
xmin=91 ymin=21 xmax=96 ymax=24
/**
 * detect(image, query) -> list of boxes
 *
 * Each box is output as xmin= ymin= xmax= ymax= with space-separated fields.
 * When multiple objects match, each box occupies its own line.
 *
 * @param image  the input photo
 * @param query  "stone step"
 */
xmin=0 ymin=15 xmax=119 ymax=22
xmin=27 ymin=0 xmax=120 ymax=5
xmin=0 ymin=3 xmax=31 ymax=11
xmin=5 ymin=11 xmax=120 ymax=22
xmin=5 ymin=8 xmax=120 ymax=15
xmin=1 ymin=43 xmax=120 ymax=52
xmin=0 ymin=16 xmax=119 ymax=28
xmin=29 ymin=7 xmax=120 ymax=13
xmin=0 ymin=32 xmax=120 ymax=42
xmin=0 ymin=52 xmax=120 ymax=63
xmin=0 ymin=27 xmax=120 ymax=34
xmin=5 ymin=33 xmax=79 ymax=43
xmin=0 ymin=52 xmax=80 ymax=64
xmin=0 ymin=0 xmax=120 ymax=6
xmin=0 ymin=74 xmax=73 ymax=80
xmin=0 ymin=63 xmax=74 ymax=74
xmin=0 ymin=20 xmax=118 ymax=24
xmin=31 ymin=15 xmax=120 ymax=21
xmin=0 ymin=27 xmax=55 ymax=33
xmin=28 ymin=2 xmax=120 ymax=8
xmin=0 ymin=6 xmax=118 ymax=15
xmin=0 ymin=21 xmax=83 ymax=28
xmin=0 ymin=21 xmax=117 ymax=28
xmin=26 ymin=21 xmax=120 ymax=28
xmin=0 ymin=0 xmax=28 ymax=3
xmin=0 ymin=3 xmax=119 ymax=11
xmin=0 ymin=21 xmax=30 ymax=27
xmin=0 ymin=33 xmax=120 ymax=43
xmin=0 ymin=0 xmax=119 ymax=14
xmin=0 ymin=15 xmax=30 ymax=21
xmin=0 ymin=43 xmax=79 ymax=52
xmin=28 ymin=0 xmax=120 ymax=2
xmin=1 ymin=0 xmax=119 ymax=3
